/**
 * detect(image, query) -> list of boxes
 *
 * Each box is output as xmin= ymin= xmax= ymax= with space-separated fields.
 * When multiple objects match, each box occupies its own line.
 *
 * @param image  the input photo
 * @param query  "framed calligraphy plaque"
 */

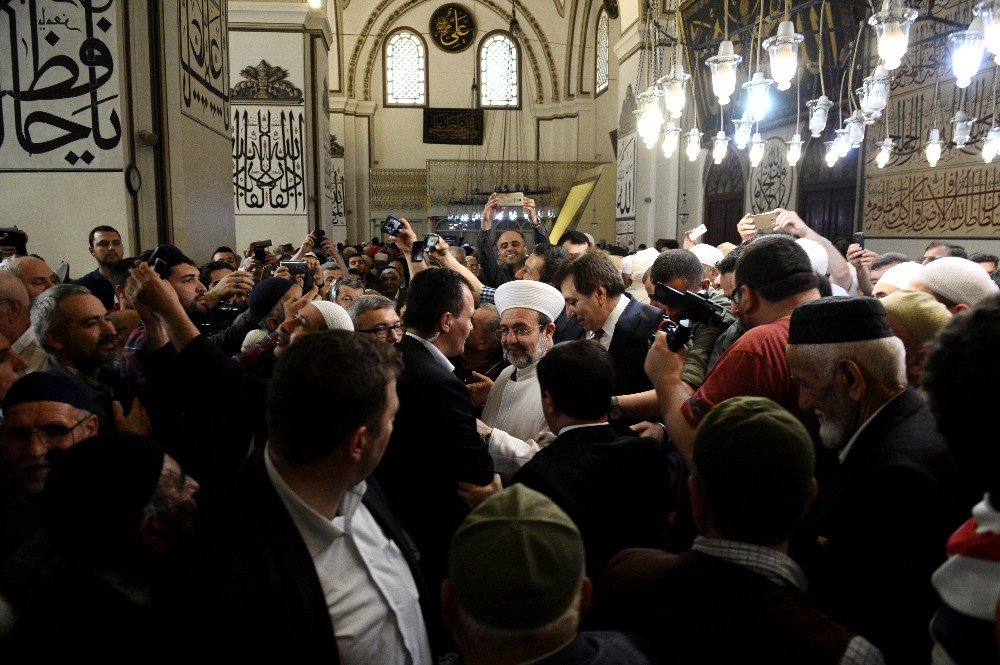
xmin=430 ymin=4 xmax=476 ymax=53
xmin=232 ymin=106 xmax=306 ymax=214
xmin=422 ymin=108 xmax=484 ymax=144
xmin=179 ymin=0 xmax=230 ymax=138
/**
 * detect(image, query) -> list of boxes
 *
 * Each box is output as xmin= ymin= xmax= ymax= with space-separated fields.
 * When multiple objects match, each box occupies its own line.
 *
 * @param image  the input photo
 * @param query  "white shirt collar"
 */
xmin=838 ymin=390 xmax=906 ymax=463
xmin=591 ymin=295 xmax=629 ymax=346
xmin=12 ymin=327 xmax=34 ymax=353
xmin=557 ymin=422 xmax=609 ymax=436
xmin=405 ymin=331 xmax=454 ymax=372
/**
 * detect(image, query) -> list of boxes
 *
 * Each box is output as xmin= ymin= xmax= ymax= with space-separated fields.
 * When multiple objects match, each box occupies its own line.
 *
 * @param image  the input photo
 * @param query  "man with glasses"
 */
xmin=348 ymin=295 xmax=405 ymax=345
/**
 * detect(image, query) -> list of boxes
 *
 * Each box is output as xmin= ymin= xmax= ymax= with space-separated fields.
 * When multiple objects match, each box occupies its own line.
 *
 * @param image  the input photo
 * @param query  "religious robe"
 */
xmin=480 ymin=362 xmax=555 ymax=476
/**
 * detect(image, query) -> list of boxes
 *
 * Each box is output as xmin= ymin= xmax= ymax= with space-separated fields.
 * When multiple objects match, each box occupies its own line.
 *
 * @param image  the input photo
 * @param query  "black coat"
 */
xmin=607 ymin=296 xmax=663 ymax=397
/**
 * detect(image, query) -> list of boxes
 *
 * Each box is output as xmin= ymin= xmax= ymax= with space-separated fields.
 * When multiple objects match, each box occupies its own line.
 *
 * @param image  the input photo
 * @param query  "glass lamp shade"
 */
xmin=875 ymin=138 xmax=895 ymax=168
xmin=860 ymin=65 xmax=892 ymax=119
xmin=733 ymin=111 xmax=754 ymax=149
xmin=634 ymin=89 xmax=665 ymax=149
xmin=658 ymin=63 xmax=691 ymax=119
xmin=982 ymin=126 xmax=1000 ymax=162
xmin=662 ymin=121 xmax=681 ymax=158
xmin=686 ymin=127 xmax=703 ymax=162
xmin=749 ymin=132 xmax=765 ymax=167
xmin=925 ymin=128 xmax=944 ymax=167
xmin=952 ymin=111 xmax=976 ymax=148
xmin=847 ymin=111 xmax=866 ymax=148
xmin=868 ymin=0 xmax=919 ymax=70
xmin=742 ymin=71 xmax=775 ymax=122
xmin=825 ymin=140 xmax=839 ymax=167
xmin=787 ymin=133 xmax=804 ymax=165
xmin=712 ymin=131 xmax=729 ymax=164
xmin=950 ymin=17 xmax=986 ymax=89
xmin=705 ymin=40 xmax=742 ymax=105
xmin=762 ymin=21 xmax=804 ymax=91
xmin=975 ymin=1 xmax=1000 ymax=63
xmin=834 ymin=128 xmax=851 ymax=157
xmin=806 ymin=96 xmax=833 ymax=137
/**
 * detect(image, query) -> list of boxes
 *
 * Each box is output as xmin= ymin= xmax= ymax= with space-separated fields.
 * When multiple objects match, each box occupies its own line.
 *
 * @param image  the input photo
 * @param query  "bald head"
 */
xmin=497 ymin=231 xmax=529 ymax=269
xmin=2 ymin=256 xmax=57 ymax=303
xmin=0 ymin=271 xmax=31 ymax=342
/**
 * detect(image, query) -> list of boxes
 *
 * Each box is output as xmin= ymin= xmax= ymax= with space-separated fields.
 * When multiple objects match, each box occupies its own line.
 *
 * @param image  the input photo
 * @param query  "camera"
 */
xmin=648 ymin=284 xmax=729 ymax=351
xmin=381 ymin=216 xmax=404 ymax=236
xmin=496 ymin=192 xmax=525 ymax=208
xmin=424 ymin=233 xmax=441 ymax=251
xmin=279 ymin=260 xmax=308 ymax=275
xmin=314 ymin=229 xmax=325 ymax=243
xmin=251 ymin=240 xmax=272 ymax=264
xmin=147 ymin=246 xmax=171 ymax=279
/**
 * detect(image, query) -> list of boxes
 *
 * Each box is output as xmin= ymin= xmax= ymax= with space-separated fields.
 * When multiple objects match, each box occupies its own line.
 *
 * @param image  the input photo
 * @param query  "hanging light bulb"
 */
xmin=634 ymin=89 xmax=664 ymax=149
xmin=662 ymin=121 xmax=681 ymax=158
xmin=705 ymin=40 xmax=742 ymax=105
xmin=975 ymin=1 xmax=1000 ymax=64
xmin=787 ymin=133 xmax=804 ymax=165
xmin=742 ymin=71 xmax=775 ymax=122
xmin=983 ymin=126 xmax=1000 ymax=162
xmin=733 ymin=111 xmax=754 ymax=149
xmin=806 ymin=96 xmax=833 ymax=137
xmin=834 ymin=128 xmax=851 ymax=157
xmin=950 ymin=16 xmax=986 ymax=89
xmin=712 ymin=131 xmax=729 ymax=164
xmin=762 ymin=20 xmax=804 ymax=91
xmin=659 ymin=63 xmax=690 ymax=119
xmin=868 ymin=0 xmax=919 ymax=71
xmin=860 ymin=65 xmax=892 ymax=120
xmin=749 ymin=132 xmax=765 ymax=167
xmin=825 ymin=140 xmax=839 ymax=167
xmin=925 ymin=128 xmax=944 ymax=166
xmin=847 ymin=111 xmax=867 ymax=147
xmin=952 ymin=111 xmax=976 ymax=147
xmin=686 ymin=127 xmax=703 ymax=162
xmin=876 ymin=137 xmax=895 ymax=168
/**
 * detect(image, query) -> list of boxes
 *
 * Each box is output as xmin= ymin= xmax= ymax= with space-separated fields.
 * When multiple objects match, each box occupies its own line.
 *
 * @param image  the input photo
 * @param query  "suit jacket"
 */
xmin=608 ymin=295 xmax=662 ymax=397
xmin=159 ymin=450 xmax=433 ymax=658
xmin=510 ymin=424 xmax=681 ymax=575
xmin=374 ymin=335 xmax=494 ymax=590
xmin=554 ymin=309 xmax=585 ymax=343
xmin=792 ymin=388 xmax=964 ymax=664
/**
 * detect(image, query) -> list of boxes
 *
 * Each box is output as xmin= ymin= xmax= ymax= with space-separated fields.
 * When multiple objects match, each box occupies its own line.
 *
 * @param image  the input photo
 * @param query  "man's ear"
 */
xmin=838 ymin=359 xmax=868 ymax=402
xmin=89 ymin=246 xmax=97 ymax=259
xmin=439 ymin=311 xmax=453 ymax=335
xmin=43 ymin=329 xmax=65 ymax=352
xmin=594 ymin=285 xmax=608 ymax=304
xmin=138 ymin=514 xmax=168 ymax=553
xmin=345 ymin=426 xmax=368 ymax=463
xmin=543 ymin=322 xmax=556 ymax=338
xmin=541 ymin=390 xmax=556 ymax=416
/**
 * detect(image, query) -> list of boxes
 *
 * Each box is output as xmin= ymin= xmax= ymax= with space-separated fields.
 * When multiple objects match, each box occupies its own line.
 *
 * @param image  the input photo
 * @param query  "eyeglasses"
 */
xmin=731 ymin=284 xmax=746 ymax=306
xmin=494 ymin=324 xmax=545 ymax=341
xmin=357 ymin=323 xmax=405 ymax=338
xmin=3 ymin=415 xmax=90 ymax=449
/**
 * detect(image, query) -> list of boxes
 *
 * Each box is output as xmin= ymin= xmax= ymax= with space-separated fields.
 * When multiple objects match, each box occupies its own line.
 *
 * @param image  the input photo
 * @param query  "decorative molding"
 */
xmin=330 ymin=134 xmax=345 ymax=158
xmin=231 ymin=60 xmax=304 ymax=102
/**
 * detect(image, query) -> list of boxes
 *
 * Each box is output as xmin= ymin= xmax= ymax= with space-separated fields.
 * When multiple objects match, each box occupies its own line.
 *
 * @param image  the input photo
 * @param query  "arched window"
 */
xmin=384 ymin=28 xmax=427 ymax=106
xmin=479 ymin=31 xmax=519 ymax=108
xmin=595 ymin=9 xmax=610 ymax=96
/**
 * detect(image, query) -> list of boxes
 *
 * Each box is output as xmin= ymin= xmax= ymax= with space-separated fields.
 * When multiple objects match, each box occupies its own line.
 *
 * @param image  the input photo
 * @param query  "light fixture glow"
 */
xmin=806 ymin=96 xmax=833 ymax=137
xmin=742 ymin=71 xmax=775 ymax=122
xmin=307 ymin=0 xmax=322 ymax=8
xmin=705 ymin=40 xmax=742 ymax=105
xmin=762 ymin=20 xmax=804 ymax=91
xmin=825 ymin=140 xmax=839 ymax=167
xmin=686 ymin=127 xmax=703 ymax=162
xmin=868 ymin=0 xmax=919 ymax=71
xmin=847 ymin=111 xmax=866 ymax=148
xmin=952 ymin=111 xmax=976 ymax=148
xmin=974 ymin=1 xmax=1000 ymax=64
xmin=925 ymin=127 xmax=944 ymax=166
xmin=834 ymin=128 xmax=851 ymax=157
xmin=983 ymin=126 xmax=1000 ymax=162
xmin=749 ymin=132 xmax=765 ymax=167
xmin=950 ymin=17 xmax=986 ymax=89
xmin=876 ymin=137 xmax=895 ymax=168
xmin=662 ymin=121 xmax=681 ymax=158
xmin=787 ymin=133 xmax=803 ymax=165
xmin=634 ymin=89 xmax=664 ymax=149
xmin=712 ymin=131 xmax=729 ymax=164
xmin=859 ymin=66 xmax=892 ymax=123
xmin=659 ymin=63 xmax=691 ymax=119
xmin=733 ymin=111 xmax=754 ymax=149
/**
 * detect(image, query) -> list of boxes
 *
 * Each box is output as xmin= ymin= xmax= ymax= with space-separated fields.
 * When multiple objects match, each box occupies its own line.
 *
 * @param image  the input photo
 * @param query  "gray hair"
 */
xmin=380 ymin=267 xmax=399 ymax=279
xmin=0 ymin=270 xmax=30 ymax=308
xmin=791 ymin=337 xmax=907 ymax=390
xmin=31 ymin=284 xmax=92 ymax=351
xmin=1 ymin=255 xmax=32 ymax=278
xmin=449 ymin=246 xmax=467 ymax=264
xmin=347 ymin=294 xmax=395 ymax=325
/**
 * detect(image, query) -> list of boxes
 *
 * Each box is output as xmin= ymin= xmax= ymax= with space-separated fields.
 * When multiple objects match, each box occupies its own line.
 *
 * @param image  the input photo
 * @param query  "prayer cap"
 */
xmin=311 ymin=300 xmax=354 ymax=331
xmin=913 ymin=257 xmax=999 ymax=306
xmin=689 ymin=243 xmax=724 ymax=269
xmin=630 ymin=247 xmax=661 ymax=276
xmin=248 ymin=277 xmax=296 ymax=321
xmin=494 ymin=280 xmax=565 ymax=322
xmin=796 ymin=238 xmax=829 ymax=276
xmin=694 ymin=396 xmax=813 ymax=471
xmin=4 ymin=372 xmax=91 ymax=411
xmin=788 ymin=296 xmax=893 ymax=345
xmin=880 ymin=290 xmax=952 ymax=344
xmin=620 ymin=255 xmax=633 ymax=275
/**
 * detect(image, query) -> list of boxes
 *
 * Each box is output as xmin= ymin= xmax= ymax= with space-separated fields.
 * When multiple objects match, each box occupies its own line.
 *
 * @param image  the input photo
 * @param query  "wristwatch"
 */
xmin=609 ymin=396 xmax=622 ymax=420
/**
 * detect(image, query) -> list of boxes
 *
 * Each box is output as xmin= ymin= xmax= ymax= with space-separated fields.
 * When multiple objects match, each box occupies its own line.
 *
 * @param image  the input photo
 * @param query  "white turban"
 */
xmin=494 ymin=280 xmax=565 ymax=322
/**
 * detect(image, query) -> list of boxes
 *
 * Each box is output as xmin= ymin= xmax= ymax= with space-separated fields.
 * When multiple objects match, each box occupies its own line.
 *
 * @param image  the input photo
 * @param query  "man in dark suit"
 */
xmin=786 ymin=297 xmax=964 ymax=664
xmin=160 ymin=332 xmax=435 ymax=661
xmin=374 ymin=268 xmax=496 ymax=597
xmin=510 ymin=340 xmax=681 ymax=575
xmin=554 ymin=249 xmax=662 ymax=432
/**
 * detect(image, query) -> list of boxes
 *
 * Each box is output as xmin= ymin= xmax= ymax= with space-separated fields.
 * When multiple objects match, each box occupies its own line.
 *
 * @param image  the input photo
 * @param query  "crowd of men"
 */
xmin=0 ymin=203 xmax=997 ymax=663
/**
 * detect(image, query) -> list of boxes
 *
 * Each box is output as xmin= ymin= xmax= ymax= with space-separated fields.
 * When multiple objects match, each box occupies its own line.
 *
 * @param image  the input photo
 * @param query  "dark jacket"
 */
xmin=73 ymin=268 xmax=116 ymax=310
xmin=476 ymin=223 xmax=550 ymax=287
xmin=607 ymin=295 xmax=663 ymax=398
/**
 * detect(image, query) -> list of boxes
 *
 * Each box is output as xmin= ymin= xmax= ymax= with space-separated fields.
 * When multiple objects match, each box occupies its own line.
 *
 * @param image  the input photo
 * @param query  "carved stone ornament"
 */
xmin=330 ymin=135 xmax=345 ymax=158
xmin=231 ymin=60 xmax=304 ymax=103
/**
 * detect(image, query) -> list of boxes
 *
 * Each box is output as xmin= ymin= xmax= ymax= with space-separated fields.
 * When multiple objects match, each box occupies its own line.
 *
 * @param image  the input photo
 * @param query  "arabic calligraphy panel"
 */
xmin=232 ymin=106 xmax=306 ymax=215
xmin=325 ymin=134 xmax=346 ymax=226
xmin=0 ymin=0 xmax=123 ymax=171
xmin=616 ymin=131 xmax=636 ymax=232
xmin=422 ymin=108 xmax=484 ymax=144
xmin=429 ymin=4 xmax=476 ymax=53
xmin=179 ymin=0 xmax=229 ymax=137
xmin=750 ymin=138 xmax=793 ymax=213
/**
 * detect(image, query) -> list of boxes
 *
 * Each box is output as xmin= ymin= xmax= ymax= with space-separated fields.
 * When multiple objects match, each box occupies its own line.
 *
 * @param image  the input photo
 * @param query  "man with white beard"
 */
xmin=785 ymin=296 xmax=964 ymax=664
xmin=476 ymin=280 xmax=565 ymax=475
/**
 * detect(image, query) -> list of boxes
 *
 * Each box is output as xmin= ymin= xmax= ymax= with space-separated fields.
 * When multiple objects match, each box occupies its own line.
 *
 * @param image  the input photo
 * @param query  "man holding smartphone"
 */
xmin=477 ymin=192 xmax=549 ymax=287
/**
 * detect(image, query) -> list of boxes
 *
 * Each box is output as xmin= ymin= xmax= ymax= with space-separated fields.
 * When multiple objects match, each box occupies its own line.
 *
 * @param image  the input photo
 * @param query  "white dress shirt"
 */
xmin=588 ymin=295 xmax=629 ymax=350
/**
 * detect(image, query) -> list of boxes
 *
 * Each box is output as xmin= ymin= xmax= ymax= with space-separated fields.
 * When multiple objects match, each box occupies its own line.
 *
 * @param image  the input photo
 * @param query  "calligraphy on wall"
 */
xmin=862 ymin=0 xmax=1000 ymax=238
xmin=232 ymin=107 xmax=306 ymax=214
xmin=179 ymin=0 xmax=229 ymax=138
xmin=749 ymin=138 xmax=793 ymax=213
xmin=430 ymin=4 xmax=476 ymax=53
xmin=231 ymin=60 xmax=303 ymax=103
xmin=0 ymin=0 xmax=122 ymax=171
xmin=422 ymin=108 xmax=483 ymax=144
xmin=325 ymin=134 xmax=346 ymax=226
xmin=616 ymin=131 xmax=636 ymax=249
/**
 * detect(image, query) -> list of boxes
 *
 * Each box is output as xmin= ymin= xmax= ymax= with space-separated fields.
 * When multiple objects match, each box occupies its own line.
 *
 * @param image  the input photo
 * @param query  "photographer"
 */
xmin=476 ymin=192 xmax=549 ymax=287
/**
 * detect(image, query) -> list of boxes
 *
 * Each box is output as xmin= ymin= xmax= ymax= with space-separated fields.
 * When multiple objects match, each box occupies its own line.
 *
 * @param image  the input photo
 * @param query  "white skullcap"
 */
xmin=620 ymin=255 xmax=633 ymax=275
xmin=912 ymin=257 xmax=999 ymax=306
xmin=875 ymin=261 xmax=923 ymax=292
xmin=311 ymin=300 xmax=355 ymax=331
xmin=584 ymin=233 xmax=596 ymax=246
xmin=494 ymin=279 xmax=565 ymax=322
xmin=796 ymin=238 xmax=829 ymax=276
xmin=689 ymin=243 xmax=724 ymax=269
xmin=374 ymin=253 xmax=388 ymax=261
xmin=630 ymin=247 xmax=661 ymax=276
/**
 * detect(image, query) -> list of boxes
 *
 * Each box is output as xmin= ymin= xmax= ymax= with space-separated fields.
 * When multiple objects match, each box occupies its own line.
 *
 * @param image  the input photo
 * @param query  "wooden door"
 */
xmin=704 ymin=194 xmax=744 ymax=246
xmin=800 ymin=185 xmax=856 ymax=242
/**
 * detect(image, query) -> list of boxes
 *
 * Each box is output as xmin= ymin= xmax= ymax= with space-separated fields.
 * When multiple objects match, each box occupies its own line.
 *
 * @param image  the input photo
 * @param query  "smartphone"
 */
xmin=496 ymin=192 xmax=525 ymax=208
xmin=689 ymin=223 xmax=708 ymax=241
xmin=852 ymin=231 xmax=865 ymax=249
xmin=749 ymin=213 xmax=776 ymax=231
xmin=424 ymin=233 xmax=441 ymax=252
xmin=147 ymin=246 xmax=170 ymax=279
xmin=411 ymin=240 xmax=426 ymax=263
xmin=381 ymin=216 xmax=403 ymax=236
xmin=252 ymin=239 xmax=272 ymax=263
xmin=314 ymin=229 xmax=326 ymax=243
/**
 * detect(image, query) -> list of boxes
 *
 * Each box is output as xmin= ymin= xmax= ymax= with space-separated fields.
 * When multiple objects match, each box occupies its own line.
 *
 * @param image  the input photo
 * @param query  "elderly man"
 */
xmin=348 ymin=295 xmax=404 ymax=345
xmin=333 ymin=277 xmax=365 ymax=309
xmin=0 ymin=271 xmax=46 ymax=372
xmin=74 ymin=225 xmax=123 ymax=310
xmin=477 ymin=192 xmax=549 ymax=287
xmin=879 ymin=289 xmax=951 ymax=388
xmin=0 ymin=332 xmax=28 ymax=405
xmin=379 ymin=267 xmax=405 ymax=308
xmin=786 ymin=297 xmax=964 ymax=663
xmin=476 ymin=280 xmax=563 ymax=475
xmin=273 ymin=299 xmax=353 ymax=357
xmin=1 ymin=256 xmax=58 ymax=304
